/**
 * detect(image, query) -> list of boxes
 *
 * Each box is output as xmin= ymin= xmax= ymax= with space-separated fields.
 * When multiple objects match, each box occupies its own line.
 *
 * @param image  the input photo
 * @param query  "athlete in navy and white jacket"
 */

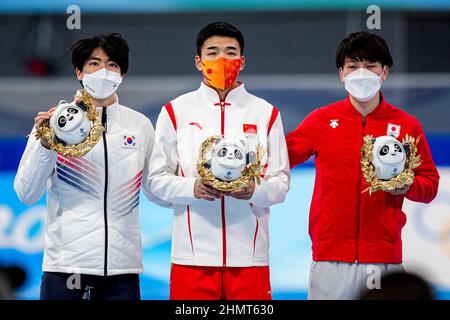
xmin=14 ymin=33 xmax=164 ymax=300
xmin=15 ymin=93 xmax=157 ymax=277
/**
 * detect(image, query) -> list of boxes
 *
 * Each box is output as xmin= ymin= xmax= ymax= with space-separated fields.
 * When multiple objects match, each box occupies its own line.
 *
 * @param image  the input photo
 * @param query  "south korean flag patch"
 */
xmin=387 ymin=123 xmax=401 ymax=138
xmin=122 ymin=135 xmax=137 ymax=149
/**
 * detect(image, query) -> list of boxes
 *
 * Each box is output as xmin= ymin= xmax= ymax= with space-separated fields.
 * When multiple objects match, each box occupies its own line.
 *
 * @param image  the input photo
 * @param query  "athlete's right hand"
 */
xmin=34 ymin=106 xmax=57 ymax=149
xmin=194 ymin=177 xmax=223 ymax=201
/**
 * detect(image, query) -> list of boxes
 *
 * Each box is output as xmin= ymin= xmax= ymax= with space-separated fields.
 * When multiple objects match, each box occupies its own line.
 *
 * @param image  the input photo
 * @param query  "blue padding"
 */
xmin=0 ymin=138 xmax=27 ymax=171
xmin=1 ymin=134 xmax=450 ymax=171
xmin=426 ymin=134 xmax=450 ymax=167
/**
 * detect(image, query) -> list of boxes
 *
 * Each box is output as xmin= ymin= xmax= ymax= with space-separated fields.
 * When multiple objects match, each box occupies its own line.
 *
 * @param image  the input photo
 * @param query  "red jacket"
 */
xmin=286 ymin=94 xmax=439 ymax=263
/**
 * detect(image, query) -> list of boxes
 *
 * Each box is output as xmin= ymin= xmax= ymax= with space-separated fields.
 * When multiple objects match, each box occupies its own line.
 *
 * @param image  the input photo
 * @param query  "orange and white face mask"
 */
xmin=201 ymin=57 xmax=242 ymax=90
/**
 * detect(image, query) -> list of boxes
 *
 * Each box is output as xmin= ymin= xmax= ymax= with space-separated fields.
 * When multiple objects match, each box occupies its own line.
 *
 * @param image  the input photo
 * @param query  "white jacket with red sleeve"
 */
xmin=147 ymin=82 xmax=290 ymax=267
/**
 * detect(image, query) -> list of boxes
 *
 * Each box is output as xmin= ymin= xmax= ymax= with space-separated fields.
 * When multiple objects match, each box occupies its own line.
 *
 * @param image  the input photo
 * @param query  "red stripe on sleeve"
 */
xmin=268 ymin=106 xmax=279 ymax=135
xmin=164 ymin=102 xmax=177 ymax=130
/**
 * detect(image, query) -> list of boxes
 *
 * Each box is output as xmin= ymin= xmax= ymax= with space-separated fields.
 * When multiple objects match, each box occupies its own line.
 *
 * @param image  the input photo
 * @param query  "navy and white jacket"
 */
xmin=14 ymin=93 xmax=160 ymax=276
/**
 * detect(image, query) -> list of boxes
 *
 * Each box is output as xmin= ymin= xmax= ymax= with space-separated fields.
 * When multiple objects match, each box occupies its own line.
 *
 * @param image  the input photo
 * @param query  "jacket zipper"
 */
xmin=220 ymin=101 xmax=227 ymax=267
xmin=102 ymin=108 xmax=109 ymax=276
xmin=207 ymin=82 xmax=242 ymax=267
xmin=355 ymin=115 xmax=366 ymax=262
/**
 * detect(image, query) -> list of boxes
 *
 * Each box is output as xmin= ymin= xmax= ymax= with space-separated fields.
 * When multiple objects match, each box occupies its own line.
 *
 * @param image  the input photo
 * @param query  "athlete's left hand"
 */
xmin=226 ymin=177 xmax=255 ymax=200
xmin=389 ymin=185 xmax=410 ymax=195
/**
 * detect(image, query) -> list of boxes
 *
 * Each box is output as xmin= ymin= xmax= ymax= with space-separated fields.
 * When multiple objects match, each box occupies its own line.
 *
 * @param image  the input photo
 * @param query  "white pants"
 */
xmin=307 ymin=261 xmax=405 ymax=300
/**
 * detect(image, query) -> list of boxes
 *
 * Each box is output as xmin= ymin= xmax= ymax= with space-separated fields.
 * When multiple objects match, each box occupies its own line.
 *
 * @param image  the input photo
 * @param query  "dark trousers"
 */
xmin=40 ymin=271 xmax=141 ymax=300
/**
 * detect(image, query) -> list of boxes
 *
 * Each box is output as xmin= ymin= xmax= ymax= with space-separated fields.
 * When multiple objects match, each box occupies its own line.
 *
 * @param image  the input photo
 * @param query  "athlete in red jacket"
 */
xmin=286 ymin=31 xmax=439 ymax=299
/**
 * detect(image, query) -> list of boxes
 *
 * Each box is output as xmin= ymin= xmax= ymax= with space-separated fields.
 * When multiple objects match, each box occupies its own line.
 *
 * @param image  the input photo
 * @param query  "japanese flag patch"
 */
xmin=387 ymin=123 xmax=401 ymax=138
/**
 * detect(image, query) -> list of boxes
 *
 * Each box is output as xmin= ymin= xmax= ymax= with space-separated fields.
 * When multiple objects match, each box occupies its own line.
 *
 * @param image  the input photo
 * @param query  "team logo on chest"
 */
xmin=387 ymin=123 xmax=401 ymax=138
xmin=189 ymin=122 xmax=203 ymax=130
xmin=122 ymin=135 xmax=137 ymax=148
xmin=329 ymin=119 xmax=339 ymax=129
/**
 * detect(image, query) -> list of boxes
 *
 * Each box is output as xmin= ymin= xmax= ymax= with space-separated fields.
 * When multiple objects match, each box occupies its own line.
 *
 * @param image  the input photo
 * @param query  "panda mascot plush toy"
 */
xmin=208 ymin=139 xmax=255 ymax=182
xmin=50 ymin=100 xmax=92 ymax=146
xmin=371 ymin=135 xmax=409 ymax=180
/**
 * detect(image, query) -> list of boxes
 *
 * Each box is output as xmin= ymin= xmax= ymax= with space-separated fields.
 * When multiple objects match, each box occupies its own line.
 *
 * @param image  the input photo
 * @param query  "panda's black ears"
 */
xmin=58 ymin=100 xmax=67 ymax=105
xmin=204 ymin=159 xmax=211 ymax=169
xmin=55 ymin=135 xmax=67 ymax=146
xmin=371 ymin=138 xmax=376 ymax=144
xmin=75 ymin=100 xmax=87 ymax=112
xmin=403 ymin=142 xmax=410 ymax=154
xmin=246 ymin=151 xmax=256 ymax=164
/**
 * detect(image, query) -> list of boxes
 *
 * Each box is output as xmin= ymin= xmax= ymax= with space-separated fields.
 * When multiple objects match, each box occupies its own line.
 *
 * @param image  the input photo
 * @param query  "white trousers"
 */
xmin=307 ymin=261 xmax=405 ymax=300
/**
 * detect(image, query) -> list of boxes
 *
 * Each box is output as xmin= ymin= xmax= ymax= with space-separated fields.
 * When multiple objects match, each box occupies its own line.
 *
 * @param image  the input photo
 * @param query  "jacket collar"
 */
xmin=75 ymin=90 xmax=119 ymax=115
xmin=199 ymin=81 xmax=246 ymax=107
xmin=342 ymin=91 xmax=388 ymax=118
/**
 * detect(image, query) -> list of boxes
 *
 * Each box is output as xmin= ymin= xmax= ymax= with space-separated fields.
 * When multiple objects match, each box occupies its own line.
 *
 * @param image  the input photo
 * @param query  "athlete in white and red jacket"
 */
xmin=286 ymin=31 xmax=439 ymax=300
xmin=148 ymin=22 xmax=290 ymax=300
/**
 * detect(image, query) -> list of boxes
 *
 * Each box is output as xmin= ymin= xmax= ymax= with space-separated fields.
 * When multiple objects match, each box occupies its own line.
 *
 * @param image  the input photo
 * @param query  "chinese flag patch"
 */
xmin=243 ymin=124 xmax=257 ymax=134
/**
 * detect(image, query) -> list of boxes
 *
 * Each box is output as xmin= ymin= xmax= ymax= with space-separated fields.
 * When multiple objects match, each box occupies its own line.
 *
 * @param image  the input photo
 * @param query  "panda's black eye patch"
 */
xmin=218 ymin=148 xmax=227 ymax=157
xmin=67 ymin=107 xmax=78 ymax=114
xmin=58 ymin=116 xmax=66 ymax=128
xmin=394 ymin=144 xmax=402 ymax=152
xmin=379 ymin=145 xmax=389 ymax=156
xmin=234 ymin=150 xmax=243 ymax=160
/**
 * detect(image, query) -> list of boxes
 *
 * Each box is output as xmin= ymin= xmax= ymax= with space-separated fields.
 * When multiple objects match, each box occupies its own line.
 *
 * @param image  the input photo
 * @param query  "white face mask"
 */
xmin=343 ymin=68 xmax=383 ymax=102
xmin=82 ymin=68 xmax=123 ymax=99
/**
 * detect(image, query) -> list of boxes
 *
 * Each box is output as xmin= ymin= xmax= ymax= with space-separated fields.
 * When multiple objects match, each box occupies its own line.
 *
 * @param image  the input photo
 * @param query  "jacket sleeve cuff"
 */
xmin=186 ymin=176 xmax=198 ymax=201
xmin=249 ymin=179 xmax=266 ymax=207
xmin=35 ymin=142 xmax=57 ymax=161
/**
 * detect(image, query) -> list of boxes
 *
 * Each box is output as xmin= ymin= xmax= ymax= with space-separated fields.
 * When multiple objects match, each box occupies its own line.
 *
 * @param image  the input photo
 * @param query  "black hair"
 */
xmin=70 ymin=33 xmax=129 ymax=75
xmin=336 ymin=31 xmax=393 ymax=69
xmin=196 ymin=21 xmax=244 ymax=56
